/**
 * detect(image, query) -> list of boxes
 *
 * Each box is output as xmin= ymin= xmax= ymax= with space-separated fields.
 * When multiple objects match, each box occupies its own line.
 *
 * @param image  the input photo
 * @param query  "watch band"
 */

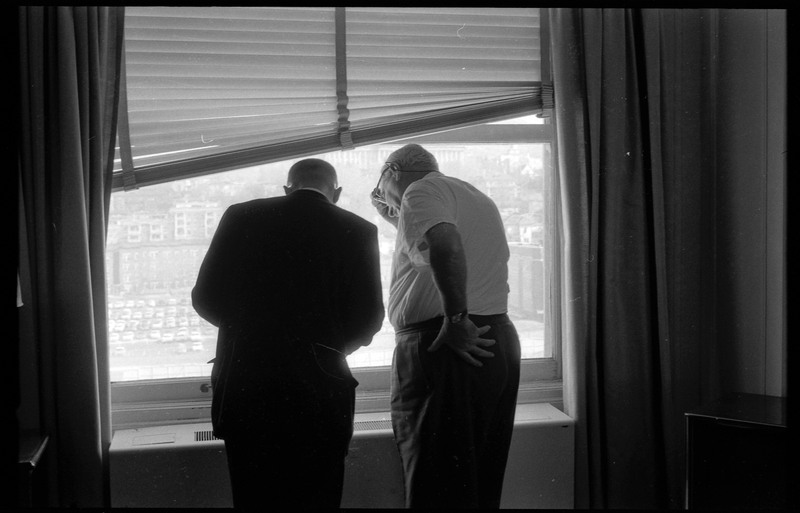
xmin=447 ymin=310 xmax=468 ymax=324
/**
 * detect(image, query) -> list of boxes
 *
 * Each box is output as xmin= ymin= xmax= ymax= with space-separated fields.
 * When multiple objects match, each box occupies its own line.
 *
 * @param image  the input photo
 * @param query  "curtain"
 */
xmin=17 ymin=6 xmax=124 ymax=507
xmin=550 ymin=8 xmax=713 ymax=509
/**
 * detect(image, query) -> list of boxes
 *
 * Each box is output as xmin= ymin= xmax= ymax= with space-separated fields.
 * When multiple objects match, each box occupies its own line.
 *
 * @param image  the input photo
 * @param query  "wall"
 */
xmin=714 ymin=9 xmax=786 ymax=397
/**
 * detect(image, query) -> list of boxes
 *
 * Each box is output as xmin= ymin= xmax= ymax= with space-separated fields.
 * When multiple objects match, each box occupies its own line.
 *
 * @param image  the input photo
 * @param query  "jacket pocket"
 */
xmin=312 ymin=343 xmax=359 ymax=388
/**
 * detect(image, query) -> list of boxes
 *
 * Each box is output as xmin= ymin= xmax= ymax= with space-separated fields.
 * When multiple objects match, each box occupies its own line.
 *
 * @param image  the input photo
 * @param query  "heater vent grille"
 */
xmin=194 ymin=430 xmax=221 ymax=442
xmin=354 ymin=419 xmax=392 ymax=432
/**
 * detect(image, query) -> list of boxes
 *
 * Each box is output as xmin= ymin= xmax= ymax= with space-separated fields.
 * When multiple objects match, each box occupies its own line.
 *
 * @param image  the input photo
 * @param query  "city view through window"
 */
xmin=107 ymin=142 xmax=550 ymax=382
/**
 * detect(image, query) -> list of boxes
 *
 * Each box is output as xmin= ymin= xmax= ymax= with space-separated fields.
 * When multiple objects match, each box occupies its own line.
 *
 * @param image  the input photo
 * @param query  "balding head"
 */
xmin=284 ymin=158 xmax=342 ymax=203
xmin=376 ymin=144 xmax=439 ymax=209
xmin=385 ymin=144 xmax=439 ymax=173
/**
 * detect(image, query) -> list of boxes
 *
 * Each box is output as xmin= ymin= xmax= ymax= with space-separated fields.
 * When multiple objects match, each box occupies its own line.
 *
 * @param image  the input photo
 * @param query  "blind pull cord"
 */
xmin=335 ymin=7 xmax=353 ymax=149
xmin=117 ymin=43 xmax=138 ymax=190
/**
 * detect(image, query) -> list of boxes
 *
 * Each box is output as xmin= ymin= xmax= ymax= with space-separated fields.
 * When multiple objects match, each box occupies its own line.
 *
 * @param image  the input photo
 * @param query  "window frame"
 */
xmin=110 ymin=9 xmax=560 ymax=429
xmin=109 ymin=118 xmax=563 ymax=430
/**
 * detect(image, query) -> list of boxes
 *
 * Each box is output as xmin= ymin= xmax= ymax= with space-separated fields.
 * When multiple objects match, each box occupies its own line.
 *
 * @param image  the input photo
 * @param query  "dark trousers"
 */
xmin=224 ymin=431 xmax=346 ymax=509
xmin=220 ymin=343 xmax=357 ymax=509
xmin=390 ymin=314 xmax=521 ymax=509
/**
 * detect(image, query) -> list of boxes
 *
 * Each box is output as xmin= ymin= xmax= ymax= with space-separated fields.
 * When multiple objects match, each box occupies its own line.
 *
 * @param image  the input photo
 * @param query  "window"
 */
xmin=173 ymin=212 xmax=188 ymax=239
xmin=109 ymin=7 xmax=557 ymax=427
xmin=126 ymin=224 xmax=141 ymax=243
xmin=149 ymin=223 xmax=164 ymax=242
xmin=204 ymin=212 xmax=219 ymax=238
xmin=109 ymin=116 xmax=561 ymax=425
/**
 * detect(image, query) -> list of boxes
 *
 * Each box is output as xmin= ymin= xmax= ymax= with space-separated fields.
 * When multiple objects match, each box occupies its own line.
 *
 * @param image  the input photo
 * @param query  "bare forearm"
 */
xmin=425 ymin=222 xmax=495 ymax=367
xmin=425 ymin=222 xmax=467 ymax=316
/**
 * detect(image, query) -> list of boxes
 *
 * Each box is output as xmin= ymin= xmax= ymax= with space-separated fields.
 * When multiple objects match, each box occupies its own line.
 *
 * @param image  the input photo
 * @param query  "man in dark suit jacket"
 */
xmin=192 ymin=158 xmax=385 ymax=509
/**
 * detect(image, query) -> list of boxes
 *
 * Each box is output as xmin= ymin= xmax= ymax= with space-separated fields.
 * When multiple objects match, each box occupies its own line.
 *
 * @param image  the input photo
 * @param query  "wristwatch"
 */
xmin=447 ymin=310 xmax=468 ymax=325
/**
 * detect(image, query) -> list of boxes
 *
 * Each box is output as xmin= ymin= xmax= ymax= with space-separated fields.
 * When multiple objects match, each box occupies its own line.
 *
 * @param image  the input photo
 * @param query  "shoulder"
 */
xmin=225 ymin=197 xmax=285 ymax=217
xmin=407 ymin=172 xmax=455 ymax=195
xmin=404 ymin=173 xmax=457 ymax=206
xmin=332 ymin=206 xmax=378 ymax=235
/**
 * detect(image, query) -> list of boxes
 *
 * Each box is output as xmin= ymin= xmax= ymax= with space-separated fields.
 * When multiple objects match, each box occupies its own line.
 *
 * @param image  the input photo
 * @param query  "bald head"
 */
xmin=285 ymin=158 xmax=341 ymax=203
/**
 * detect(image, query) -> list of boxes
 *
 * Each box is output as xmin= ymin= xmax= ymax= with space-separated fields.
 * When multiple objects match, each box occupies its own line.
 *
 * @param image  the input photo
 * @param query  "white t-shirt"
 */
xmin=387 ymin=172 xmax=510 ymax=329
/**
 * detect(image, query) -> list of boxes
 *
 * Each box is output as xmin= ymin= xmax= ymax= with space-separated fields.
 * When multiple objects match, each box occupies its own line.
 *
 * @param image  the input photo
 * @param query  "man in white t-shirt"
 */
xmin=371 ymin=144 xmax=521 ymax=509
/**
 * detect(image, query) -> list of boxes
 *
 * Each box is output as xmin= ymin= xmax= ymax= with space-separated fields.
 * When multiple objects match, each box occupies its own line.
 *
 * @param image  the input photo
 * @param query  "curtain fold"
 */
xmin=549 ymin=8 xmax=707 ymax=508
xmin=17 ymin=6 xmax=124 ymax=507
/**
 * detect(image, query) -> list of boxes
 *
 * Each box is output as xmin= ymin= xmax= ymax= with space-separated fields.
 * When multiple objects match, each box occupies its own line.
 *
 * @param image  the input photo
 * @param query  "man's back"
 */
xmin=193 ymin=188 xmax=384 ymax=424
xmin=388 ymin=172 xmax=510 ymax=328
xmin=194 ymin=189 xmax=383 ymax=353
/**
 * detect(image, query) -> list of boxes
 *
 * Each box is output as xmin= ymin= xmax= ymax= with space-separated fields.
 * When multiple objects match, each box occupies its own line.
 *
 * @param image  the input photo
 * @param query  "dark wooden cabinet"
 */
xmin=685 ymin=393 xmax=788 ymax=510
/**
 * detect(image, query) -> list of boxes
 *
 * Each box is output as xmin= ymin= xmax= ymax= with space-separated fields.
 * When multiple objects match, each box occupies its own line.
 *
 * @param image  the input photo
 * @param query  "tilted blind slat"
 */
xmin=113 ymin=7 xmax=545 ymax=190
xmin=345 ymin=7 xmax=541 ymax=142
xmin=128 ymin=6 xmax=333 ymax=23
xmin=117 ymin=6 xmax=337 ymax=180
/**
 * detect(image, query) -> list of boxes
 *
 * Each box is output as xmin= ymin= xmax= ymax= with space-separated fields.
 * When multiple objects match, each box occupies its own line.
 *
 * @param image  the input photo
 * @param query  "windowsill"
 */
xmin=110 ymin=379 xmax=563 ymax=431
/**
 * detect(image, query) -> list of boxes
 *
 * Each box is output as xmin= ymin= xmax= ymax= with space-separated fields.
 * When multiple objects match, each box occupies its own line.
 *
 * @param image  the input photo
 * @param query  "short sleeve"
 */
xmin=398 ymin=177 xmax=456 ymax=268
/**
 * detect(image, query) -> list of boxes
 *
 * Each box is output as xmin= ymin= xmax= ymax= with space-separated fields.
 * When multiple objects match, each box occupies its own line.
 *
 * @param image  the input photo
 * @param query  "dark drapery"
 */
xmin=550 ymin=8 xmax=713 ymax=508
xmin=17 ymin=6 xmax=124 ymax=507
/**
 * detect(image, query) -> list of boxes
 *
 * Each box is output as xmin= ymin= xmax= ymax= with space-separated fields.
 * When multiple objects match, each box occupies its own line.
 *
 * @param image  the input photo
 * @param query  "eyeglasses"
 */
xmin=371 ymin=161 xmax=400 ymax=206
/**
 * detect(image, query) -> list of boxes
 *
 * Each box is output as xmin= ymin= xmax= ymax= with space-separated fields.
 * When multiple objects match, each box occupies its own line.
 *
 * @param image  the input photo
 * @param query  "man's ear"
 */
xmin=332 ymin=186 xmax=342 ymax=204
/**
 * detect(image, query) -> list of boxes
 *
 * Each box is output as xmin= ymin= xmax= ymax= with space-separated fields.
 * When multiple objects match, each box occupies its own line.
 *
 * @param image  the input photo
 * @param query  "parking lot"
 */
xmin=107 ymin=296 xmax=215 ymax=347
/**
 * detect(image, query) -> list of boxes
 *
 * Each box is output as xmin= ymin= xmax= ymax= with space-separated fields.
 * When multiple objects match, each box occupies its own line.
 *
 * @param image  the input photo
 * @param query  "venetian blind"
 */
xmin=113 ymin=7 xmax=546 ymax=190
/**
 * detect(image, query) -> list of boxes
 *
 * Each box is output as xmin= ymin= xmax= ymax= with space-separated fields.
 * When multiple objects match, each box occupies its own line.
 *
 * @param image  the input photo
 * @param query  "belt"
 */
xmin=395 ymin=313 xmax=509 ymax=335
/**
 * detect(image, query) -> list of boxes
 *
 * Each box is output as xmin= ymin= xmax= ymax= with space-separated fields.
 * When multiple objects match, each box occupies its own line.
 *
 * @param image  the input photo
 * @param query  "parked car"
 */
xmin=175 ymin=343 xmax=187 ymax=354
xmin=113 ymin=346 xmax=126 ymax=356
xmin=162 ymin=332 xmax=175 ymax=343
xmin=191 ymin=341 xmax=204 ymax=352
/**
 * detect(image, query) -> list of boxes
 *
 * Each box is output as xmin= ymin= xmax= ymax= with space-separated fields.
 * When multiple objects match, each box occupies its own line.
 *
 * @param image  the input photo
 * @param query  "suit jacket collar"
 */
xmin=290 ymin=188 xmax=331 ymax=203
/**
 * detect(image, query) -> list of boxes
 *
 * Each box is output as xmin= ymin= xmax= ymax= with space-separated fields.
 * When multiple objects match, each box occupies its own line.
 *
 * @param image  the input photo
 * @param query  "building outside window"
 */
xmin=107 ymin=117 xmax=558 ymax=386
